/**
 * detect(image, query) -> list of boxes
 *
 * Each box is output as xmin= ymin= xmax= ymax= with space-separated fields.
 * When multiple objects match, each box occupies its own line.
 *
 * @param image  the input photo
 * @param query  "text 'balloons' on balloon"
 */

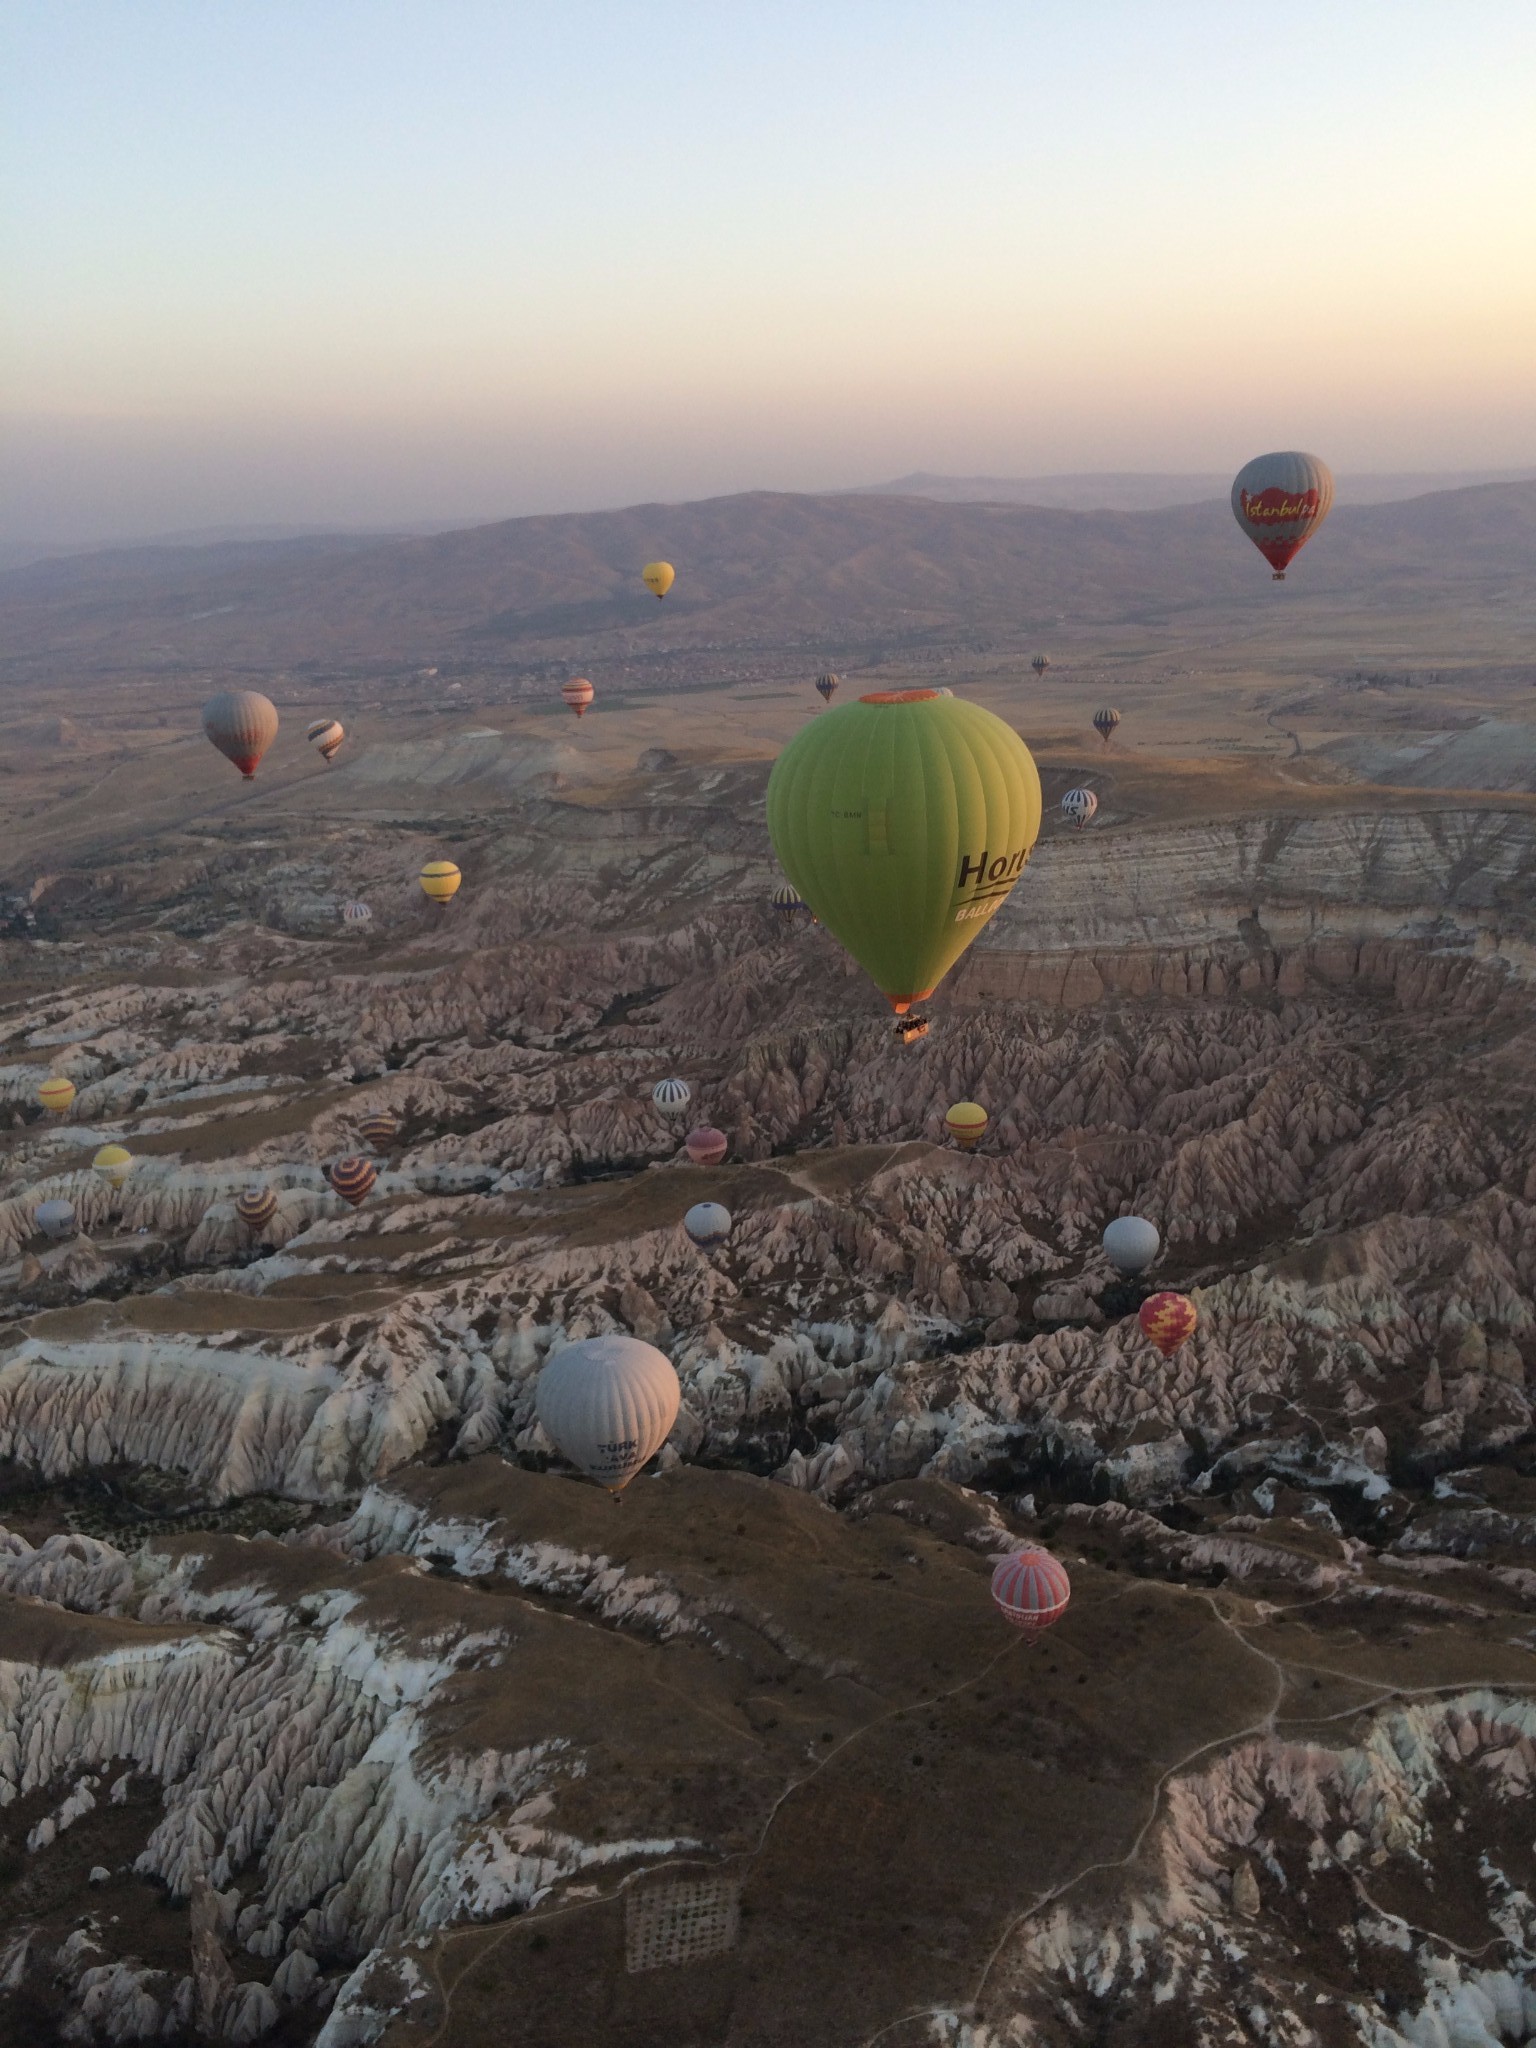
xmin=561 ymin=678 xmax=595 ymax=719
xmin=767 ymin=689 xmax=1042 ymax=1016
xmin=358 ymin=1110 xmax=401 ymax=1153
xmin=342 ymin=901 xmax=372 ymax=925
xmin=236 ymin=1187 xmax=278 ymax=1233
xmin=37 ymin=1076 xmax=76 ymax=1115
xmin=642 ymin=561 xmax=675 ymax=600
xmin=1103 ymin=1216 xmax=1160 ymax=1276
xmin=1061 ymin=787 xmax=1098 ymax=831
xmin=684 ymin=1201 xmax=732 ymax=1251
xmin=651 ymin=1077 xmax=692 ymax=1119
xmin=944 ymin=1101 xmax=988 ymax=1150
xmin=990 ymin=1548 xmax=1071 ymax=1639
xmin=1093 ymin=708 xmax=1121 ymax=746
xmin=536 ymin=1333 xmax=680 ymax=1493
xmin=34 ymin=1199 xmax=76 ymax=1241
xmin=203 ymin=690 xmax=279 ymax=780
xmin=1231 ymin=451 xmax=1334 ymax=581
xmin=684 ymin=1125 xmax=728 ymax=1167
xmin=419 ymin=861 xmax=461 ymax=905
xmin=306 ymin=718 xmax=345 ymax=763
xmin=1031 ymin=655 xmax=1050 ymax=677
xmin=1139 ymin=1291 xmax=1197 ymax=1358
xmin=814 ymin=672 xmax=840 ymax=705
xmin=92 ymin=1144 xmax=132 ymax=1189
xmin=328 ymin=1156 xmax=377 ymax=1207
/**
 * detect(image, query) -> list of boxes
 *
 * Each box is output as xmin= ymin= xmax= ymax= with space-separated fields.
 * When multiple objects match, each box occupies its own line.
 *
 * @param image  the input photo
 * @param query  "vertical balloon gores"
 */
xmin=766 ymin=690 xmax=1041 ymax=1016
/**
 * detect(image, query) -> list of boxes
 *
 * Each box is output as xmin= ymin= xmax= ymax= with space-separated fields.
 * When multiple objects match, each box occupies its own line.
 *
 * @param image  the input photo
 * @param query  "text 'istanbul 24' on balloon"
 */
xmin=767 ymin=689 xmax=1041 ymax=1021
xmin=1231 ymin=451 xmax=1334 ymax=580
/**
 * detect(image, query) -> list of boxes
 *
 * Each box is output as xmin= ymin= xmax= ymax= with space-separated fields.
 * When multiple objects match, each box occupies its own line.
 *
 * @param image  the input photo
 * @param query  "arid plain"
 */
xmin=2 ymin=482 xmax=1536 ymax=2047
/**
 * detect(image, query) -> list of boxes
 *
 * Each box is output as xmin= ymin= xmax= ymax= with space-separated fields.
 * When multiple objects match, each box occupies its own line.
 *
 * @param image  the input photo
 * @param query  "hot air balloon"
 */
xmin=814 ymin=673 xmax=840 ymax=705
xmin=329 ymin=1157 xmax=377 ymax=1208
xmin=419 ymin=861 xmax=461 ymax=905
xmin=944 ymin=1102 xmax=988 ymax=1150
xmin=1103 ymin=1216 xmax=1159 ymax=1276
xmin=236 ymin=1187 xmax=278 ymax=1234
xmin=642 ymin=562 xmax=675 ymax=600
xmin=771 ymin=881 xmax=806 ymax=926
xmin=683 ymin=1201 xmax=732 ymax=1251
xmin=306 ymin=718 xmax=345 ymax=764
xmin=536 ymin=1333 xmax=680 ymax=1493
xmin=562 ymin=678 xmax=595 ymax=719
xmin=684 ymin=1126 xmax=728 ymax=1167
xmin=36 ymin=1076 xmax=76 ymax=1116
xmin=1231 ymin=452 xmax=1334 ymax=581
xmin=990 ymin=1547 xmax=1071 ymax=1639
xmin=651 ymin=1077 xmax=691 ymax=1119
xmin=1061 ymin=788 xmax=1098 ymax=830
xmin=1139 ymin=1291 xmax=1197 ymax=1358
xmin=92 ymin=1144 xmax=132 ymax=1190
xmin=934 ymin=686 xmax=954 ymax=697
xmin=342 ymin=901 xmax=372 ymax=925
xmin=767 ymin=690 xmax=1041 ymax=1017
xmin=1093 ymin=709 xmax=1120 ymax=746
xmin=1031 ymin=655 xmax=1050 ymax=678
xmin=358 ymin=1110 xmax=400 ymax=1153
xmin=202 ymin=690 xmax=278 ymax=780
xmin=34 ymin=1199 xmax=76 ymax=1241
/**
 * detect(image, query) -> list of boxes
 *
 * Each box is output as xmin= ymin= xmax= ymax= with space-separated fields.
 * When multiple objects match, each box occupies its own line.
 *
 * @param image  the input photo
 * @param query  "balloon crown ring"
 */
xmin=859 ymin=689 xmax=940 ymax=704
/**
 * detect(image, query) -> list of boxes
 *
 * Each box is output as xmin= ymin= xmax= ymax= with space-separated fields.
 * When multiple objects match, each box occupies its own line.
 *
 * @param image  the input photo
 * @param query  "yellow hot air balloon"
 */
xmin=419 ymin=860 xmax=461 ymax=904
xmin=767 ymin=690 xmax=1041 ymax=1016
xmin=37 ymin=1076 xmax=76 ymax=1116
xmin=641 ymin=561 xmax=675 ymax=600
xmin=92 ymin=1144 xmax=132 ymax=1189
xmin=944 ymin=1102 xmax=989 ymax=1150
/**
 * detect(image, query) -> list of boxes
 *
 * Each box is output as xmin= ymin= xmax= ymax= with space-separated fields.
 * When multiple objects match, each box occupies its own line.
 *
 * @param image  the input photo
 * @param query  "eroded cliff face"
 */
xmin=1 ymin=788 xmax=1535 ymax=2045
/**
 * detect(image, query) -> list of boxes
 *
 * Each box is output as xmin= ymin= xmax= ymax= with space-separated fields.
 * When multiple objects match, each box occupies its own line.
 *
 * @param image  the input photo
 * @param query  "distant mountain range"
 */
xmin=857 ymin=468 xmax=1536 ymax=512
xmin=2 ymin=479 xmax=1532 ymax=674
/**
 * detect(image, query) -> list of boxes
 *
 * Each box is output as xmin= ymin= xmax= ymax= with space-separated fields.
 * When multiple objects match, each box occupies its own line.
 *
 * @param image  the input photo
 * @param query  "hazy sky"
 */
xmin=5 ymin=1 xmax=1535 ymax=543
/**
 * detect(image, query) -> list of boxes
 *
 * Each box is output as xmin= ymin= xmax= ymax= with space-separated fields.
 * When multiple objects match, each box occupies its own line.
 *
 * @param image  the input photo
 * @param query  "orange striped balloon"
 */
xmin=561 ymin=678 xmax=594 ymax=718
xmin=1138 ymin=1290 xmax=1198 ymax=1358
xmin=328 ymin=1156 xmax=377 ymax=1208
xmin=358 ymin=1111 xmax=400 ymax=1152
xmin=990 ymin=1548 xmax=1071 ymax=1639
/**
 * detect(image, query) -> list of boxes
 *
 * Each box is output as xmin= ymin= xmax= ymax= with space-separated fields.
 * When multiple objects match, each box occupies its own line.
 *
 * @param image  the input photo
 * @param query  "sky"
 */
xmin=4 ymin=0 xmax=1535 ymax=544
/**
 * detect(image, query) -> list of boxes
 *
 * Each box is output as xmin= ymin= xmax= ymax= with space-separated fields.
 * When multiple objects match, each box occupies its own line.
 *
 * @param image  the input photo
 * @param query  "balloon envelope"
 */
xmin=1231 ymin=451 xmax=1334 ymax=579
xmin=37 ymin=1076 xmax=76 ymax=1115
xmin=34 ymin=1199 xmax=76 ymax=1240
xmin=944 ymin=1101 xmax=988 ymax=1150
xmin=562 ymin=678 xmax=594 ymax=718
xmin=642 ymin=561 xmax=676 ymax=599
xmin=814 ymin=672 xmax=840 ymax=704
xmin=1061 ymin=788 xmax=1098 ymax=830
xmin=92 ymin=1144 xmax=132 ymax=1188
xmin=1031 ymin=655 xmax=1050 ymax=676
xmin=770 ymin=881 xmax=805 ymax=925
xmin=652 ymin=1077 xmax=691 ymax=1117
xmin=767 ymin=690 xmax=1041 ymax=1015
xmin=684 ymin=1201 xmax=732 ymax=1250
xmin=329 ymin=1157 xmax=377 ymax=1207
xmin=1103 ymin=1216 xmax=1160 ymax=1275
xmin=684 ymin=1125 xmax=728 ymax=1167
xmin=536 ymin=1333 xmax=680 ymax=1492
xmin=203 ymin=690 xmax=278 ymax=779
xmin=419 ymin=861 xmax=461 ymax=904
xmin=990 ymin=1548 xmax=1071 ymax=1638
xmin=342 ymin=901 xmax=372 ymax=924
xmin=358 ymin=1111 xmax=400 ymax=1152
xmin=306 ymin=718 xmax=344 ymax=762
xmin=1093 ymin=709 xmax=1121 ymax=745
xmin=236 ymin=1187 xmax=278 ymax=1232
xmin=1139 ymin=1291 xmax=1197 ymax=1358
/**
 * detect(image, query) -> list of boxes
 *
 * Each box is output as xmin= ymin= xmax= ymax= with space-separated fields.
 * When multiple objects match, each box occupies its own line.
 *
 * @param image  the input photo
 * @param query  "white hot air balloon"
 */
xmin=535 ymin=1334 xmax=681 ymax=1494
xmin=1103 ymin=1216 xmax=1160 ymax=1276
xmin=651 ymin=1077 xmax=692 ymax=1119
xmin=683 ymin=1201 xmax=732 ymax=1251
xmin=34 ymin=1199 xmax=76 ymax=1241
xmin=342 ymin=901 xmax=372 ymax=926
xmin=1061 ymin=787 xmax=1098 ymax=830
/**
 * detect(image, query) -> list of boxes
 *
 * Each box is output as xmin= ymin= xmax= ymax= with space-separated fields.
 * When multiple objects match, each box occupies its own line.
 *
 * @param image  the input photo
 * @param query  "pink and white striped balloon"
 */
xmin=989 ymin=1547 xmax=1071 ymax=1640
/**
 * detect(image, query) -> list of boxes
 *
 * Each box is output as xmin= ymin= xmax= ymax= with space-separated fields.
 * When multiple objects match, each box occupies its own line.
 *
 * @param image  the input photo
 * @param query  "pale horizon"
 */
xmin=5 ymin=0 xmax=1534 ymax=546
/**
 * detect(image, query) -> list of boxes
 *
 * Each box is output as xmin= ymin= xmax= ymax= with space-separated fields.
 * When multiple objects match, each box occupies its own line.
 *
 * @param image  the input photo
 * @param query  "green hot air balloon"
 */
xmin=766 ymin=688 xmax=1041 ymax=1015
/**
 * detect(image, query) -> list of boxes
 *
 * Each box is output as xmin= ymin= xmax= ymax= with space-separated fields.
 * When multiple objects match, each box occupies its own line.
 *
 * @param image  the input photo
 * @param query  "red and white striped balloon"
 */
xmin=990 ymin=1547 xmax=1071 ymax=1639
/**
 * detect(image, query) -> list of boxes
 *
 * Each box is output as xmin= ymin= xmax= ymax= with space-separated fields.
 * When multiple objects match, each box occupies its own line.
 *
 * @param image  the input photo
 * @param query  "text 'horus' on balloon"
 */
xmin=957 ymin=847 xmax=1030 ymax=888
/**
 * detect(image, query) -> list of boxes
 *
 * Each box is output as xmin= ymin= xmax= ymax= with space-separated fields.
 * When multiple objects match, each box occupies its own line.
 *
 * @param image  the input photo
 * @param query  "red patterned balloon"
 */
xmin=684 ymin=1125 xmax=728 ymax=1167
xmin=990 ymin=1547 xmax=1071 ymax=1639
xmin=1231 ymin=451 xmax=1334 ymax=580
xmin=1138 ymin=1290 xmax=1198 ymax=1358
